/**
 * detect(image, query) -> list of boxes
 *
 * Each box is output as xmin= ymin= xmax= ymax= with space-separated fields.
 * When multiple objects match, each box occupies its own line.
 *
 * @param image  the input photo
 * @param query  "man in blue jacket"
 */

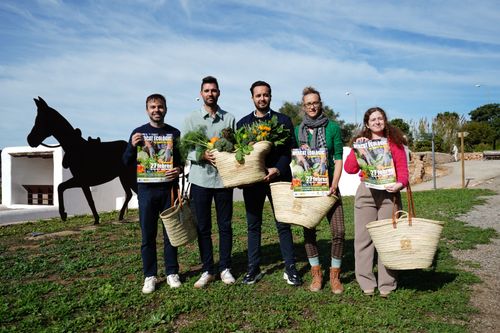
xmin=237 ymin=81 xmax=302 ymax=286
xmin=122 ymin=93 xmax=182 ymax=294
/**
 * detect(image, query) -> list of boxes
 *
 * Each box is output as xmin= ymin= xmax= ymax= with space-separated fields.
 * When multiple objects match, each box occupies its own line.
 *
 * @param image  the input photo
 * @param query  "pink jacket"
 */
xmin=344 ymin=140 xmax=409 ymax=187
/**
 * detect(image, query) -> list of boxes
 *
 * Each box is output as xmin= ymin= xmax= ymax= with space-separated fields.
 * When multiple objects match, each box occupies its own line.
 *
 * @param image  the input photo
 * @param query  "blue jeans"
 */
xmin=190 ymin=184 xmax=233 ymax=275
xmin=138 ymin=183 xmax=179 ymax=277
xmin=242 ymin=182 xmax=296 ymax=269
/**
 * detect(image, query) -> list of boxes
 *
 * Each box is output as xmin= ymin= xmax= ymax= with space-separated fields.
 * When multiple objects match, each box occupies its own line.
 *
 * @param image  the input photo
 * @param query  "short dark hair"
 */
xmin=250 ymin=80 xmax=272 ymax=96
xmin=201 ymin=76 xmax=219 ymax=90
xmin=145 ymin=93 xmax=166 ymax=108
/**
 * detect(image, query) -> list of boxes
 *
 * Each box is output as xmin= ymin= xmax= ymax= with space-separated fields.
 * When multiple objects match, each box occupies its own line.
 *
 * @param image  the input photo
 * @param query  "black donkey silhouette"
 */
xmin=27 ymin=97 xmax=137 ymax=224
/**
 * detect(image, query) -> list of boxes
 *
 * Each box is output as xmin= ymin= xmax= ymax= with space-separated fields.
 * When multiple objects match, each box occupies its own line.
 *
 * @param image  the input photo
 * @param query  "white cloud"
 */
xmin=0 ymin=0 xmax=498 ymax=149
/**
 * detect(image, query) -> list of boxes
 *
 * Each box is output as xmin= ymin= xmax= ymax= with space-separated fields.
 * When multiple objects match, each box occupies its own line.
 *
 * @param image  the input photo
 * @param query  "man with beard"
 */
xmin=122 ymin=93 xmax=182 ymax=294
xmin=237 ymin=81 xmax=302 ymax=286
xmin=184 ymin=76 xmax=236 ymax=288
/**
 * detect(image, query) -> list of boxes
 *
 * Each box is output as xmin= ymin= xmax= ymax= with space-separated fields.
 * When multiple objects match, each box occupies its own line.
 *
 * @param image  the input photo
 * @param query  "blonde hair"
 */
xmin=302 ymin=86 xmax=321 ymax=101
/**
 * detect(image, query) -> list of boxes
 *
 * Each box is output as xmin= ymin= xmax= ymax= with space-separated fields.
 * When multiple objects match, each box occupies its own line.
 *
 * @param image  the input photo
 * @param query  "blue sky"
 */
xmin=1 ymin=0 xmax=499 ymax=149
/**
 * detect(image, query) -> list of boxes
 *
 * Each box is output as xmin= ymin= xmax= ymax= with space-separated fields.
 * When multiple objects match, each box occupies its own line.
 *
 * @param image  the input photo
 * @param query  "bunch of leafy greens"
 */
xmin=180 ymin=126 xmax=235 ymax=162
xmin=213 ymin=127 xmax=235 ymax=153
xmin=233 ymin=116 xmax=289 ymax=163
xmin=180 ymin=126 xmax=211 ymax=161
xmin=181 ymin=118 xmax=289 ymax=164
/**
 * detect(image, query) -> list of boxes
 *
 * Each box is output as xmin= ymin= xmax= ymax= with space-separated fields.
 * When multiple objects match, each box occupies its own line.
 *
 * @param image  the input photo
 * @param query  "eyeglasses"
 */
xmin=304 ymin=101 xmax=321 ymax=108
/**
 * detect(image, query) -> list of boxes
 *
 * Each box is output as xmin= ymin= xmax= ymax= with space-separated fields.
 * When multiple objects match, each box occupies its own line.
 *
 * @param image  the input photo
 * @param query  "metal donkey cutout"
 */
xmin=27 ymin=97 xmax=137 ymax=224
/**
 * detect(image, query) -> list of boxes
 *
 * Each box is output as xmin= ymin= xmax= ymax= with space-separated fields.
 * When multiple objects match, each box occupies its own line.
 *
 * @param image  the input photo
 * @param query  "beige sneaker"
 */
xmin=166 ymin=274 xmax=181 ymax=288
xmin=363 ymin=289 xmax=375 ymax=296
xmin=220 ymin=269 xmax=236 ymax=285
xmin=142 ymin=276 xmax=157 ymax=294
xmin=194 ymin=271 xmax=215 ymax=288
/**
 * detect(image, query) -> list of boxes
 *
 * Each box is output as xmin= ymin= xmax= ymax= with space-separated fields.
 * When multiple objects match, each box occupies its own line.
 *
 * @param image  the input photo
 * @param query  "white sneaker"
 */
xmin=142 ymin=276 xmax=157 ymax=294
xmin=194 ymin=271 xmax=215 ymax=289
xmin=220 ymin=268 xmax=236 ymax=285
xmin=166 ymin=274 xmax=181 ymax=288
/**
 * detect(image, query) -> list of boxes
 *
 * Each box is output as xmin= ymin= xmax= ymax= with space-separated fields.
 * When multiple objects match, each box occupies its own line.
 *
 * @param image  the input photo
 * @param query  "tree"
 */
xmin=390 ymin=118 xmax=413 ymax=146
xmin=278 ymin=101 xmax=355 ymax=144
xmin=411 ymin=117 xmax=445 ymax=152
xmin=279 ymin=101 xmax=303 ymax=127
xmin=412 ymin=113 xmax=465 ymax=153
xmin=411 ymin=118 xmax=432 ymax=152
xmin=433 ymin=111 xmax=465 ymax=153
xmin=469 ymin=103 xmax=500 ymax=149
xmin=341 ymin=123 xmax=358 ymax=145
xmin=462 ymin=121 xmax=495 ymax=151
xmin=278 ymin=101 xmax=340 ymax=127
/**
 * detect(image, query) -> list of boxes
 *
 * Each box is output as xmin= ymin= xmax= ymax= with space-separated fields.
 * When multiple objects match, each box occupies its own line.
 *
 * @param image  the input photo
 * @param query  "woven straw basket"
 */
xmin=212 ymin=141 xmax=272 ymax=188
xmin=270 ymin=181 xmax=337 ymax=229
xmin=160 ymin=197 xmax=197 ymax=247
xmin=366 ymin=186 xmax=444 ymax=270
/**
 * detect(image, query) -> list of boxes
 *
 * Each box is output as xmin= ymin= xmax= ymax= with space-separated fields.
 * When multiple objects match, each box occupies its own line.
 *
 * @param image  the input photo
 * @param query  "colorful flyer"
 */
xmin=353 ymin=138 xmax=396 ymax=190
xmin=136 ymin=133 xmax=173 ymax=183
xmin=290 ymin=148 xmax=329 ymax=197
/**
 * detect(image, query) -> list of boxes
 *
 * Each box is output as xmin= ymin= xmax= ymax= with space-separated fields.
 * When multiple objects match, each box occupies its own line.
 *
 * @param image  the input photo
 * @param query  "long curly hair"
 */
xmin=352 ymin=107 xmax=407 ymax=146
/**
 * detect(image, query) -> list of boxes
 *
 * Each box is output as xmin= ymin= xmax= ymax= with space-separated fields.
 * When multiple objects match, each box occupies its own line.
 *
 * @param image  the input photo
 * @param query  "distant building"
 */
xmin=1 ymin=146 xmax=137 ymax=217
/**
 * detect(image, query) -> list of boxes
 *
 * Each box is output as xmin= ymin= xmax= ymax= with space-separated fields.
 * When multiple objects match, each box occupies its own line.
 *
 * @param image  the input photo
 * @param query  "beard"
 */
xmin=149 ymin=112 xmax=165 ymax=125
xmin=254 ymin=103 xmax=270 ymax=114
xmin=203 ymin=96 xmax=218 ymax=108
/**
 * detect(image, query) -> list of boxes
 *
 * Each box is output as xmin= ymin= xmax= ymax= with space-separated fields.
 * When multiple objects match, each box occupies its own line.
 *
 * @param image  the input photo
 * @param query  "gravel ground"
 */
xmin=452 ymin=176 xmax=500 ymax=333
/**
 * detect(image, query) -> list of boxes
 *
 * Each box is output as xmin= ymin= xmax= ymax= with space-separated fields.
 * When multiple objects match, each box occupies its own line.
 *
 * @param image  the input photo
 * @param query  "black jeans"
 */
xmin=138 ymin=183 xmax=178 ymax=277
xmin=190 ymin=184 xmax=233 ymax=275
xmin=242 ymin=182 xmax=296 ymax=270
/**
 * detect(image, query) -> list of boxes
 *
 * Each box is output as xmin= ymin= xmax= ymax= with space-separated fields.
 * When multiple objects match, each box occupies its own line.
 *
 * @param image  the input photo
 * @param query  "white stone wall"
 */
xmin=1 ymin=146 xmax=138 ymax=217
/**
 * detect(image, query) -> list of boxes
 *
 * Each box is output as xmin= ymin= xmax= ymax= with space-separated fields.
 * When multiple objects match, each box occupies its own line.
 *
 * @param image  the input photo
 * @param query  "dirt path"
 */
xmin=452 ymin=176 xmax=500 ymax=333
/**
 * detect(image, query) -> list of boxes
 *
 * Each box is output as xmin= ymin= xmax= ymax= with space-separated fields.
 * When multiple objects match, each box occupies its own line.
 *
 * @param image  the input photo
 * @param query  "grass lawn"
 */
xmin=0 ymin=188 xmax=496 ymax=332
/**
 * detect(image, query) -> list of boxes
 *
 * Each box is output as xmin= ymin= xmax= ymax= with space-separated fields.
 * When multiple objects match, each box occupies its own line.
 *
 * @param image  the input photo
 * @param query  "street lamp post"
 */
xmin=345 ymin=91 xmax=358 ymax=125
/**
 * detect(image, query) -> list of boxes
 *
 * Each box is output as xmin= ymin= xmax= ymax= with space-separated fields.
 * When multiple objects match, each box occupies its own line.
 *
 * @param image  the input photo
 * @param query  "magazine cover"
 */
xmin=136 ymin=133 xmax=173 ymax=183
xmin=290 ymin=148 xmax=329 ymax=197
xmin=352 ymin=138 xmax=396 ymax=190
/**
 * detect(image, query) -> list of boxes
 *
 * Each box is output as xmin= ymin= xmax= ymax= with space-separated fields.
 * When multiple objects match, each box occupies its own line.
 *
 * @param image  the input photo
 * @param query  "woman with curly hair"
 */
xmin=344 ymin=107 xmax=409 ymax=298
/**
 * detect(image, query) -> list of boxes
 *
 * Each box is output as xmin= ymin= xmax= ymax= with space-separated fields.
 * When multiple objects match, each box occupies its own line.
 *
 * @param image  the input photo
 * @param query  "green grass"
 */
xmin=0 ymin=188 xmax=496 ymax=332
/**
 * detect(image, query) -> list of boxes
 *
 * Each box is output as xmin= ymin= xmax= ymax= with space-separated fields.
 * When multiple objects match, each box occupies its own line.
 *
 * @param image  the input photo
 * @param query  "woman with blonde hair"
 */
xmin=295 ymin=86 xmax=345 ymax=294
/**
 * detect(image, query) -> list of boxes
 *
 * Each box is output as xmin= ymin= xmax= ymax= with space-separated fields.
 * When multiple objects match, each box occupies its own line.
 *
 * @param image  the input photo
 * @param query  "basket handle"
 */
xmin=169 ymin=164 xmax=187 ymax=208
xmin=391 ymin=184 xmax=417 ymax=228
xmin=394 ymin=210 xmax=409 ymax=219
xmin=405 ymin=184 xmax=416 ymax=221
xmin=170 ymin=187 xmax=182 ymax=208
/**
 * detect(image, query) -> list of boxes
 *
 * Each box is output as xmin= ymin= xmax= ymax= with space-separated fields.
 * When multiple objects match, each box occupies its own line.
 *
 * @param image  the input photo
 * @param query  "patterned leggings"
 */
xmin=303 ymin=196 xmax=345 ymax=260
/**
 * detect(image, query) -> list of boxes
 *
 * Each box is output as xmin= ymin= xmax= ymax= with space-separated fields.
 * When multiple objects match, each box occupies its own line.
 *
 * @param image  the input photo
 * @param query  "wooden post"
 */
xmin=457 ymin=132 xmax=469 ymax=188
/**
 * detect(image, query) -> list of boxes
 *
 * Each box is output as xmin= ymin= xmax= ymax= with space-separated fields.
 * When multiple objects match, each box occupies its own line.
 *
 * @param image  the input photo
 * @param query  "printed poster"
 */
xmin=136 ymin=133 xmax=173 ymax=183
xmin=290 ymin=148 xmax=329 ymax=197
xmin=352 ymin=138 xmax=396 ymax=190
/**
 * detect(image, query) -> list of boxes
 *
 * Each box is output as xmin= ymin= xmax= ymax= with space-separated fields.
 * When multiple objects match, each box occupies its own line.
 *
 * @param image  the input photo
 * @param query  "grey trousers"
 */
xmin=354 ymin=182 xmax=400 ymax=293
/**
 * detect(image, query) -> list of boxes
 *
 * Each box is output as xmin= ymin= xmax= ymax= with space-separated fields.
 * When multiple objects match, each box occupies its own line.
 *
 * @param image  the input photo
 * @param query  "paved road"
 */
xmin=411 ymin=159 xmax=500 ymax=191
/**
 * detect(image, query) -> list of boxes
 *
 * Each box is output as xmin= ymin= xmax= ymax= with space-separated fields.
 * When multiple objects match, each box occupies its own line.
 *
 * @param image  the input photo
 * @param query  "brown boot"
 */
xmin=330 ymin=267 xmax=343 ymax=294
xmin=309 ymin=265 xmax=322 ymax=292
